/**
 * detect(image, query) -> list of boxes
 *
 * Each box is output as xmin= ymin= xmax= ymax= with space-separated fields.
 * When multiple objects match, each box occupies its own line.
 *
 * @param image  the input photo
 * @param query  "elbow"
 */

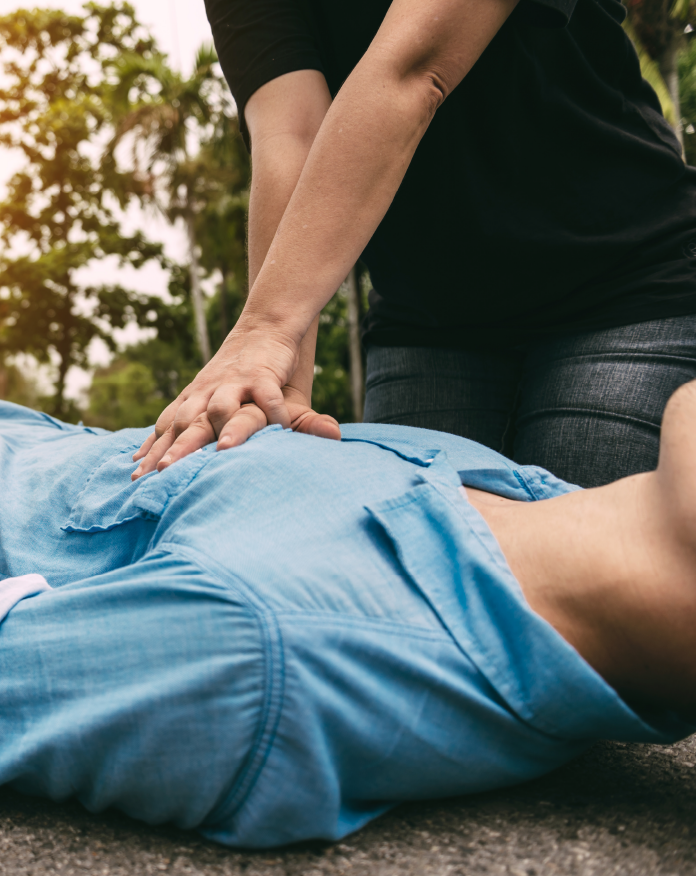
xmin=404 ymin=66 xmax=449 ymax=126
xmin=421 ymin=69 xmax=448 ymax=114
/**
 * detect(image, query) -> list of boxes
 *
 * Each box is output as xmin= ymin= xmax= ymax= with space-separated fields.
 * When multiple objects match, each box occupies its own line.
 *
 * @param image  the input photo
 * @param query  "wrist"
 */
xmin=231 ymin=308 xmax=304 ymax=350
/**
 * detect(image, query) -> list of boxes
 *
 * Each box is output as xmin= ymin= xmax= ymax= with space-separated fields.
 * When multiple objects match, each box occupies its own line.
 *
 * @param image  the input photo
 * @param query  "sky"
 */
xmin=0 ymin=0 xmax=220 ymax=399
xmin=0 ymin=0 xmax=215 ymax=75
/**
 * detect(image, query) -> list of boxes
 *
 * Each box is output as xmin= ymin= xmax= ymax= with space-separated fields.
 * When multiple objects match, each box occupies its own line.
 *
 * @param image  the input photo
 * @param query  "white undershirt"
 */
xmin=0 ymin=573 xmax=52 ymax=623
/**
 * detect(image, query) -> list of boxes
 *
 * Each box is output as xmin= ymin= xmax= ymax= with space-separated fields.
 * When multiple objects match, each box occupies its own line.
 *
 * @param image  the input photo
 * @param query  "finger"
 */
xmin=206 ymin=385 xmax=244 ymax=438
xmin=216 ymin=405 xmax=268 ymax=451
xmin=251 ymin=379 xmax=291 ymax=429
xmin=133 ymin=431 xmax=157 ymax=462
xmin=154 ymin=397 xmax=183 ymax=440
xmin=293 ymin=412 xmax=342 ymax=441
xmin=157 ymin=413 xmax=217 ymax=472
xmin=132 ymin=427 xmax=177 ymax=481
xmin=167 ymin=391 xmax=218 ymax=441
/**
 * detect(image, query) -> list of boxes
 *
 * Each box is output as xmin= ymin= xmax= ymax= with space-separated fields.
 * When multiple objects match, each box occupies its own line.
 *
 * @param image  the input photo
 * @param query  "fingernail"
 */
xmin=160 ymin=455 xmax=171 ymax=467
xmin=217 ymin=439 xmax=231 ymax=451
xmin=132 ymin=467 xmax=141 ymax=479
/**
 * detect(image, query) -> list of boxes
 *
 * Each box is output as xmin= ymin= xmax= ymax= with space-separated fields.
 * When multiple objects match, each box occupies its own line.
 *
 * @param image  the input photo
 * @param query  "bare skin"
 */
xmin=468 ymin=381 xmax=696 ymax=716
xmin=132 ymin=71 xmax=340 ymax=478
xmin=131 ymin=0 xmax=521 ymax=479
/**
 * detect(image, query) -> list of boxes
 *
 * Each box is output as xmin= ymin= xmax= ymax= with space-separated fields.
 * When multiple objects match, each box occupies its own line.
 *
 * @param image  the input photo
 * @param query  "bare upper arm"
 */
xmin=245 ymin=69 xmax=332 ymax=152
xmin=244 ymin=0 xmax=518 ymax=148
xmin=371 ymin=0 xmax=521 ymax=103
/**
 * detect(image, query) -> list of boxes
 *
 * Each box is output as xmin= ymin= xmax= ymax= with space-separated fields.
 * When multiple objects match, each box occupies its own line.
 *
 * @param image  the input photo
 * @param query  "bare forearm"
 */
xmin=242 ymin=63 xmax=435 ymax=341
xmin=240 ymin=0 xmax=519 ymax=344
xmin=131 ymin=0 xmax=519 ymax=469
xmin=248 ymin=149 xmax=320 ymax=402
xmin=246 ymin=71 xmax=331 ymax=401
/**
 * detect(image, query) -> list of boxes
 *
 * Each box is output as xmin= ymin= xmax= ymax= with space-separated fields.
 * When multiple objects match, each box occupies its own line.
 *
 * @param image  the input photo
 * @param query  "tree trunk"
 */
xmin=659 ymin=38 xmax=684 ymax=152
xmin=53 ymin=354 xmax=70 ymax=419
xmin=185 ymin=211 xmax=211 ymax=365
xmin=345 ymin=266 xmax=363 ymax=423
xmin=219 ymin=270 xmax=231 ymax=344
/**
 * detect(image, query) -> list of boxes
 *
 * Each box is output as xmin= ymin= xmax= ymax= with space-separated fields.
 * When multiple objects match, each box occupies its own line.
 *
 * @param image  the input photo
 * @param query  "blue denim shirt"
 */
xmin=0 ymin=402 xmax=691 ymax=848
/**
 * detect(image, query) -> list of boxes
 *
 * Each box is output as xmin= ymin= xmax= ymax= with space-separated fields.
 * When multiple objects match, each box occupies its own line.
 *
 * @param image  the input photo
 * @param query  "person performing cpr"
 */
xmin=129 ymin=0 xmax=696 ymax=488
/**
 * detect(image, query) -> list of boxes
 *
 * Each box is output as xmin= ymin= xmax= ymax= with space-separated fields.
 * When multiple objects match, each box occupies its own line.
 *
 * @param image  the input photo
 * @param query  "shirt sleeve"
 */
xmin=204 ymin=0 xmax=325 ymax=148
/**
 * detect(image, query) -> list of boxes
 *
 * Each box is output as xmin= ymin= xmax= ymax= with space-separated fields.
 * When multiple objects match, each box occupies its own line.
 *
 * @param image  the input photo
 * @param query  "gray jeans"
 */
xmin=363 ymin=316 xmax=696 ymax=487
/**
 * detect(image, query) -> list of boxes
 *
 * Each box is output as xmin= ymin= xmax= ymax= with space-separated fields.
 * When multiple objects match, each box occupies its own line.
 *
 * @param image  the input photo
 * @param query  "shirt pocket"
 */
xmin=62 ymin=446 xmax=213 ymax=534
xmin=365 ymin=481 xmax=656 ymax=741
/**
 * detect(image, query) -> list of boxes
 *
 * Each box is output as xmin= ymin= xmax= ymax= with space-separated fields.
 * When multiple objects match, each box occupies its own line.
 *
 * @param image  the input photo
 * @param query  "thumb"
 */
xmin=292 ymin=410 xmax=342 ymax=441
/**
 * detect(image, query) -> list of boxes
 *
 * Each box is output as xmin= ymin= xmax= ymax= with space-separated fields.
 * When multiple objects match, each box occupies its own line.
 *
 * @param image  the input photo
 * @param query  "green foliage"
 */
xmin=0 ymin=3 xmax=164 ymax=416
xmin=84 ymin=268 xmax=369 ymax=431
xmin=86 ymin=359 xmax=162 ymax=429
xmin=105 ymin=43 xmax=250 ymax=363
xmin=624 ymin=19 xmax=677 ymax=125
xmin=680 ymin=37 xmax=696 ymax=163
xmin=0 ymin=4 xmax=358 ymax=431
xmin=312 ymin=268 xmax=370 ymax=423
xmin=313 ymin=291 xmax=352 ymax=423
xmin=83 ymin=263 xmax=199 ymax=429
xmin=0 ymin=360 xmax=40 ymax=409
xmin=193 ymin=126 xmax=250 ymax=348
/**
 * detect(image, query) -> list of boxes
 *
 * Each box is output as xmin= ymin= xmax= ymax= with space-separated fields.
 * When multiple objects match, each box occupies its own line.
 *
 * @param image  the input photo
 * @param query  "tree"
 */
xmin=344 ymin=267 xmax=364 ymax=422
xmin=192 ymin=125 xmax=250 ymax=351
xmin=0 ymin=3 xmax=165 ymax=417
xmin=84 ymin=263 xmax=201 ymax=430
xmin=679 ymin=33 xmax=696 ymax=162
xmin=105 ymin=46 xmax=242 ymax=365
xmin=625 ymin=0 xmax=696 ymax=146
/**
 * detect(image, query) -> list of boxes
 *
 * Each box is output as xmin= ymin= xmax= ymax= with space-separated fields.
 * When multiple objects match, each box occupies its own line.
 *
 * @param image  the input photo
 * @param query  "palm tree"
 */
xmin=105 ymin=45 xmax=233 ymax=365
xmin=192 ymin=120 xmax=251 ymax=350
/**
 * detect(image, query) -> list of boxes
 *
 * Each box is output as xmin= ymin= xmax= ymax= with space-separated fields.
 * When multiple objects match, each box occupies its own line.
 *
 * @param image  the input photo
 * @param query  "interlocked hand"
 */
xmin=131 ymin=325 xmax=310 ymax=480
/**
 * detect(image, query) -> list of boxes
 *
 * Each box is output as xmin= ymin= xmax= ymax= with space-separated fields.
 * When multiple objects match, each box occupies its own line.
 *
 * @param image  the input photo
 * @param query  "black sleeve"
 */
xmin=204 ymin=0 xmax=325 ymax=149
xmin=515 ymin=0 xmax=579 ymax=27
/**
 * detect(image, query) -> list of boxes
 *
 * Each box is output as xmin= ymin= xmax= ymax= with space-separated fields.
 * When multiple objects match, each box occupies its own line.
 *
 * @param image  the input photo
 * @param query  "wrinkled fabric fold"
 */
xmin=0 ymin=401 xmax=692 ymax=848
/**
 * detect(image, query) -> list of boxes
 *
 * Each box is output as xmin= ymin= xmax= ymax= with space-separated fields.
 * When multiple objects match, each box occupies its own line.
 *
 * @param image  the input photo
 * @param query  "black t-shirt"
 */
xmin=205 ymin=0 xmax=696 ymax=349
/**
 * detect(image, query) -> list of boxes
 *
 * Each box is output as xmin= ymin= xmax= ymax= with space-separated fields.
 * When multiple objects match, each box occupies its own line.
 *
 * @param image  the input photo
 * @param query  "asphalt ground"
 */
xmin=1 ymin=735 xmax=696 ymax=876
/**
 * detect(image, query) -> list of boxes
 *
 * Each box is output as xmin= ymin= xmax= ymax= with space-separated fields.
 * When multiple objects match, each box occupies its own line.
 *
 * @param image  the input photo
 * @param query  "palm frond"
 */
xmin=623 ymin=19 xmax=677 ymax=126
xmin=671 ymin=0 xmax=691 ymax=21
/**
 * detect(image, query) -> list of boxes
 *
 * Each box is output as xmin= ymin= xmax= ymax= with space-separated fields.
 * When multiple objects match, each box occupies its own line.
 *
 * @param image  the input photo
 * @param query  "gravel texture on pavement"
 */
xmin=1 ymin=737 xmax=696 ymax=876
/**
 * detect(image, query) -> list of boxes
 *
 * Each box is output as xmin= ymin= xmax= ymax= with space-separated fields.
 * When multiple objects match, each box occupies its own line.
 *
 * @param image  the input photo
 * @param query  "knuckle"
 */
xmin=154 ymin=416 xmax=172 ymax=438
xmin=172 ymin=412 xmax=194 ymax=436
xmin=207 ymin=399 xmax=232 ymax=422
xmin=153 ymin=425 xmax=175 ymax=445
xmin=187 ymin=413 xmax=215 ymax=436
xmin=238 ymin=405 xmax=264 ymax=424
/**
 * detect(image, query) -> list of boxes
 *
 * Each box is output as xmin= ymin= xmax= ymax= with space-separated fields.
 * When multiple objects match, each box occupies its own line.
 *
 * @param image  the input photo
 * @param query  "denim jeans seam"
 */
xmin=152 ymin=543 xmax=286 ymax=829
xmin=515 ymin=406 xmax=661 ymax=433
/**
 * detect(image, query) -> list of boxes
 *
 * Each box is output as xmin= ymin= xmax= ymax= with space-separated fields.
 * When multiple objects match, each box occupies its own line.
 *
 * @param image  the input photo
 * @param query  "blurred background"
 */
xmin=0 ymin=0 xmax=691 ymax=430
